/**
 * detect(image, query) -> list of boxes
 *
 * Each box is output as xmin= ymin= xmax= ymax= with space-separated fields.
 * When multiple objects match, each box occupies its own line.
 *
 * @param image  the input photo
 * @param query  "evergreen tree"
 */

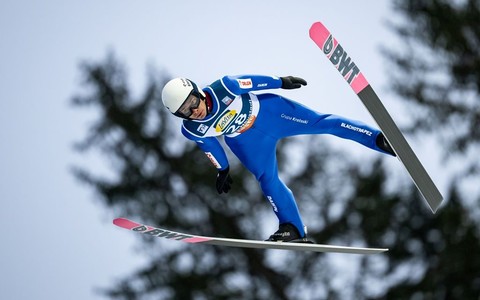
xmin=371 ymin=0 xmax=480 ymax=298
xmin=384 ymin=0 xmax=480 ymax=173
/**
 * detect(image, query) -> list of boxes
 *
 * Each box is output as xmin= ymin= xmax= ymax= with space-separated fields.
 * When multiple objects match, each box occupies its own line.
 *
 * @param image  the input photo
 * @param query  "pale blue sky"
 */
xmin=0 ymin=1 xmax=447 ymax=299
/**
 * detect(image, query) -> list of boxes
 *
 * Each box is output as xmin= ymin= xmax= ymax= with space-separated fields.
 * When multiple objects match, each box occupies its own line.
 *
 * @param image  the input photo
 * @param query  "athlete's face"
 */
xmin=174 ymin=94 xmax=208 ymax=120
xmin=188 ymin=98 xmax=207 ymax=120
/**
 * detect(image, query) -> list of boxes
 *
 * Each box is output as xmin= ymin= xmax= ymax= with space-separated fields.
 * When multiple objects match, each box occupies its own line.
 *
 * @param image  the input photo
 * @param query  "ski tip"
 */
xmin=309 ymin=21 xmax=324 ymax=28
xmin=113 ymin=217 xmax=125 ymax=226
xmin=430 ymin=203 xmax=441 ymax=214
xmin=309 ymin=21 xmax=326 ymax=35
xmin=113 ymin=217 xmax=140 ymax=230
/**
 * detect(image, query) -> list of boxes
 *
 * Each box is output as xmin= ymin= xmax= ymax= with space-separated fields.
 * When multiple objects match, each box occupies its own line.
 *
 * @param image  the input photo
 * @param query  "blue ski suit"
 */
xmin=181 ymin=75 xmax=390 ymax=237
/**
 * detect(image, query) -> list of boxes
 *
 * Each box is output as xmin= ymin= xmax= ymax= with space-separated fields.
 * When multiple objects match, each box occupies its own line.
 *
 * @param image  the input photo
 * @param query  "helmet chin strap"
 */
xmin=203 ymin=99 xmax=209 ymax=115
xmin=203 ymin=91 xmax=212 ymax=115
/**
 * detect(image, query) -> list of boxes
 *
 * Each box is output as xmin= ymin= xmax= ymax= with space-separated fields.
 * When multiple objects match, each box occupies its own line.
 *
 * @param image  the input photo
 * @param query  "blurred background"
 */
xmin=1 ymin=0 xmax=479 ymax=299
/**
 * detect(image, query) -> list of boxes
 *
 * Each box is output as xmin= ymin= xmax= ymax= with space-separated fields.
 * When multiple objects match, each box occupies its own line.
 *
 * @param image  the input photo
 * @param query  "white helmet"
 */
xmin=161 ymin=78 xmax=205 ymax=115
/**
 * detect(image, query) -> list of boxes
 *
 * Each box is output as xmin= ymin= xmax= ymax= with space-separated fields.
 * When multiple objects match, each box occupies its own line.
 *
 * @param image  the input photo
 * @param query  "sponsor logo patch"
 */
xmin=197 ymin=124 xmax=208 ymax=134
xmin=267 ymin=196 xmax=278 ymax=212
xmin=322 ymin=35 xmax=360 ymax=84
xmin=341 ymin=122 xmax=372 ymax=136
xmin=280 ymin=114 xmax=309 ymax=124
xmin=236 ymin=115 xmax=256 ymax=133
xmin=221 ymin=96 xmax=233 ymax=105
xmin=237 ymin=78 xmax=253 ymax=89
xmin=215 ymin=110 xmax=237 ymax=132
xmin=205 ymin=152 xmax=221 ymax=168
xmin=132 ymin=225 xmax=193 ymax=240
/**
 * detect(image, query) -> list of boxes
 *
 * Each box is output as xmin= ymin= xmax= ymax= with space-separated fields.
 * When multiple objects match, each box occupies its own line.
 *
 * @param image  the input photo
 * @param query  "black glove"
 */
xmin=216 ymin=167 xmax=233 ymax=194
xmin=280 ymin=76 xmax=307 ymax=89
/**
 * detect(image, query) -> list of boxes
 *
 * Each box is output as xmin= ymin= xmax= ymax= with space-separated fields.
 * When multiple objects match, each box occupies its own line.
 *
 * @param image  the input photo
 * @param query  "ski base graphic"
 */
xmin=113 ymin=218 xmax=388 ymax=255
xmin=309 ymin=21 xmax=443 ymax=213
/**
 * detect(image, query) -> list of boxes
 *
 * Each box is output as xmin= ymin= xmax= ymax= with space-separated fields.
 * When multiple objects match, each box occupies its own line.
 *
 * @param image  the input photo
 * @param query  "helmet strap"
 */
xmin=203 ymin=92 xmax=211 ymax=115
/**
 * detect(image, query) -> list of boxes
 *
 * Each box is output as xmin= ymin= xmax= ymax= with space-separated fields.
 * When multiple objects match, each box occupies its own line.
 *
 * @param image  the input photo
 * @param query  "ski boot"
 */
xmin=376 ymin=132 xmax=396 ymax=156
xmin=266 ymin=223 xmax=314 ymax=243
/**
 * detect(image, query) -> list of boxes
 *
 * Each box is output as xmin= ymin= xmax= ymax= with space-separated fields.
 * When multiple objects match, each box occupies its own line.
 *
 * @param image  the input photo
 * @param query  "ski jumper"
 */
xmin=181 ymin=75 xmax=389 ymax=236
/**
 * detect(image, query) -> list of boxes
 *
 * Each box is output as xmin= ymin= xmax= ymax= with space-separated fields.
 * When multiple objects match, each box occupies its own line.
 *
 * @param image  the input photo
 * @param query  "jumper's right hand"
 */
xmin=216 ymin=167 xmax=233 ymax=194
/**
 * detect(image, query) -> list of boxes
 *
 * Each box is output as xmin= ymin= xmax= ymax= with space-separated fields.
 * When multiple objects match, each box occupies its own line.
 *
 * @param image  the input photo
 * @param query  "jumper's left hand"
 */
xmin=216 ymin=167 xmax=233 ymax=194
xmin=280 ymin=76 xmax=307 ymax=89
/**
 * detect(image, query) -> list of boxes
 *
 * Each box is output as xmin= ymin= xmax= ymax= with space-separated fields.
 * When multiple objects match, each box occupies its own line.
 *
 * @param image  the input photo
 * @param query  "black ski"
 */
xmin=113 ymin=218 xmax=388 ymax=254
xmin=309 ymin=21 xmax=443 ymax=213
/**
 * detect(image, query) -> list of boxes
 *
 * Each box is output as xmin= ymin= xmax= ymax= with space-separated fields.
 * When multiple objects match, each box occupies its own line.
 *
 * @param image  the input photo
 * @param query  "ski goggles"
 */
xmin=174 ymin=81 xmax=205 ymax=119
xmin=174 ymin=92 xmax=201 ymax=119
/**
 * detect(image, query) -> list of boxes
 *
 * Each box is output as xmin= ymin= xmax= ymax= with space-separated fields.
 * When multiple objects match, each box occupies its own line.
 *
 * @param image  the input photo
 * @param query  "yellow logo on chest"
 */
xmin=215 ymin=110 xmax=237 ymax=132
